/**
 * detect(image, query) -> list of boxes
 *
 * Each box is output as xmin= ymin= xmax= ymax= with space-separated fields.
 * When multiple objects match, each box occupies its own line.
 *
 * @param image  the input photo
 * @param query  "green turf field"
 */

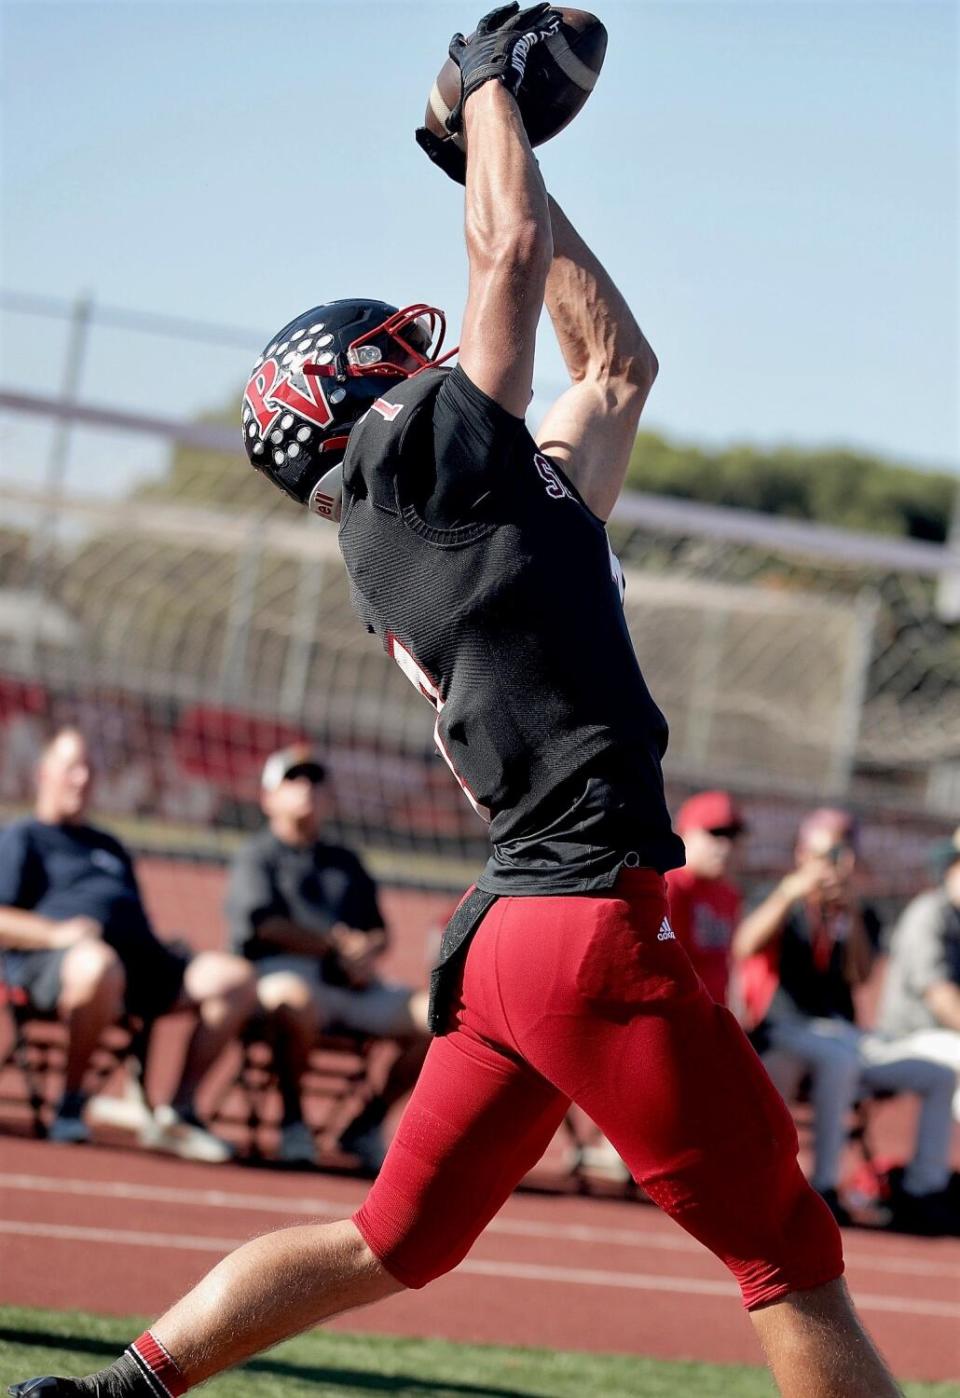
xmin=0 ymin=1308 xmax=957 ymax=1398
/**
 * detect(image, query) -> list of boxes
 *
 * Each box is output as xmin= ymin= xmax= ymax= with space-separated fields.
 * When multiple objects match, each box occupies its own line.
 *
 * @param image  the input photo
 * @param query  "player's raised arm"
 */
xmin=447 ymin=5 xmax=559 ymax=417
xmin=535 ymin=195 xmax=658 ymax=520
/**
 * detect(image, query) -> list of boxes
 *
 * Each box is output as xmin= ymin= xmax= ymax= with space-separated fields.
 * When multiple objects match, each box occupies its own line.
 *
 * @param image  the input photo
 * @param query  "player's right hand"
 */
xmin=50 ymin=915 xmax=104 ymax=948
xmin=445 ymin=2 xmax=560 ymax=133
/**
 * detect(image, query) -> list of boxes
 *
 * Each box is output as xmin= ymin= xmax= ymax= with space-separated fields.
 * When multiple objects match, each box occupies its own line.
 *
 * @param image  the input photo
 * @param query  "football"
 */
xmin=424 ymin=8 xmax=607 ymax=153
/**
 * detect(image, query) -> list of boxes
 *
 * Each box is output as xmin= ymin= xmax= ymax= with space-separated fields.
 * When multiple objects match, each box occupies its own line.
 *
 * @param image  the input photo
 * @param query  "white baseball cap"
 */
xmin=261 ymin=743 xmax=327 ymax=792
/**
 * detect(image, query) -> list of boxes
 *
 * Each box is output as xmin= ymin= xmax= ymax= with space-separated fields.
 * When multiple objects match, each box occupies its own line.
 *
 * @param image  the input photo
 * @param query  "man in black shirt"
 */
xmin=14 ymin=8 xmax=900 ymax=1397
xmin=0 ymin=727 xmax=256 ymax=1158
xmin=226 ymin=744 xmax=429 ymax=1170
xmin=733 ymin=807 xmax=955 ymax=1229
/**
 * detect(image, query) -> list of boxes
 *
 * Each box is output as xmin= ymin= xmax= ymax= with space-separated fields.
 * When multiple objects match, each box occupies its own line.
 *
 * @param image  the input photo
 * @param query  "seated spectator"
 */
xmin=878 ymin=830 xmax=960 ymax=1122
xmin=226 ymin=744 xmax=430 ymax=1172
xmin=666 ymin=790 xmax=745 ymax=1005
xmin=0 ymin=727 xmax=256 ymax=1159
xmin=733 ymin=807 xmax=956 ymax=1229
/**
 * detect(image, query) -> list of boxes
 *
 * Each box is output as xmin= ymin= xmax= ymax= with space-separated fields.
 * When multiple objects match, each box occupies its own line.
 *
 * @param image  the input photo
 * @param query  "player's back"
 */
xmin=340 ymin=364 xmax=684 ymax=892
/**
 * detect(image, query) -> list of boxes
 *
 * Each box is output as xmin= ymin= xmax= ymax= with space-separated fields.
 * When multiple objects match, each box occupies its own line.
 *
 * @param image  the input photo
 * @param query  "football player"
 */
xmin=10 ymin=6 xmax=900 ymax=1396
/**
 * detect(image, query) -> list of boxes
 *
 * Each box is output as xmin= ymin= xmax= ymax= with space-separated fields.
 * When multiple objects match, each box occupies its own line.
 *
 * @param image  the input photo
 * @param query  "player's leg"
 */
xmin=320 ymin=980 xmax=432 ymax=1172
xmin=56 ymin=941 xmax=126 ymax=1098
xmin=893 ymin=1027 xmax=960 ymax=1120
xmin=857 ymin=1034 xmax=955 ymax=1214
xmin=748 ymin=1277 xmax=902 ymax=1398
xmin=172 ymin=951 xmax=257 ymax=1107
xmin=256 ymin=966 xmax=324 ymax=1159
xmin=7 ymin=941 xmax=569 ymax=1395
xmin=138 ymin=950 xmax=256 ymax=1163
xmin=152 ymin=1016 xmax=565 ymax=1377
xmin=41 ymin=941 xmax=126 ymax=1142
xmin=485 ymin=875 xmax=901 ymax=1398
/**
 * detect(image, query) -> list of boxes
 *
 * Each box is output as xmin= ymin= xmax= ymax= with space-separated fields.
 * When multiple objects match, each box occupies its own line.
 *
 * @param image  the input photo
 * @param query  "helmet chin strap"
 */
xmin=307 ymin=464 xmax=343 ymax=523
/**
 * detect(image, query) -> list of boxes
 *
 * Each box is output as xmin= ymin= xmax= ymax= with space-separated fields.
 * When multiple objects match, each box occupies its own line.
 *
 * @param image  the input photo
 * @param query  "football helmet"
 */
xmin=242 ymin=299 xmax=446 ymax=520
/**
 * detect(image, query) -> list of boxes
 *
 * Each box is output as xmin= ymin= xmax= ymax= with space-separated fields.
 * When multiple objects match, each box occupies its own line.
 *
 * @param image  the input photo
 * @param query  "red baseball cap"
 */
xmin=675 ymin=790 xmax=746 ymax=836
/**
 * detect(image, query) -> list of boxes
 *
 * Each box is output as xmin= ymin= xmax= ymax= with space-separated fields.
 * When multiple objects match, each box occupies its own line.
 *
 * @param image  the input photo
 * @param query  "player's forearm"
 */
xmin=731 ymin=884 xmax=795 ymax=960
xmin=545 ymin=195 xmax=657 ymax=391
xmin=844 ymin=915 xmax=874 ymax=985
xmin=463 ymin=85 xmax=552 ymax=292
xmin=0 ymin=905 xmax=62 ymax=950
xmin=253 ymin=916 xmax=333 ymax=956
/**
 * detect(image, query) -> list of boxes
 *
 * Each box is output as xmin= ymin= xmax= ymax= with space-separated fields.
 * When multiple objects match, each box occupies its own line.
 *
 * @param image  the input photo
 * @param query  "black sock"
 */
xmin=55 ymin=1092 xmax=86 ymax=1120
xmin=8 ymin=1335 xmax=189 ymax=1397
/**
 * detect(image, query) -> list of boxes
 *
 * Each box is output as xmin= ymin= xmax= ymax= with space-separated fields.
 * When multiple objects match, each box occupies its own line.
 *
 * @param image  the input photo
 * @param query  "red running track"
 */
xmin=1 ymin=1133 xmax=959 ymax=1384
xmin=1 ymin=859 xmax=959 ymax=1383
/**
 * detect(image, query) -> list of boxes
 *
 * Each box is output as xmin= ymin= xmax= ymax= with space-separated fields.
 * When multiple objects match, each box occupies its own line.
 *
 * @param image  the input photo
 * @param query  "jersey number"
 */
xmin=386 ymin=633 xmax=489 ymax=822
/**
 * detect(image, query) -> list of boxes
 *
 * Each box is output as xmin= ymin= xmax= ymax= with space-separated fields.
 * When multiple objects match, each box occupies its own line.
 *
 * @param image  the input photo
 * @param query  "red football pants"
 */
xmin=353 ymin=870 xmax=842 ymax=1309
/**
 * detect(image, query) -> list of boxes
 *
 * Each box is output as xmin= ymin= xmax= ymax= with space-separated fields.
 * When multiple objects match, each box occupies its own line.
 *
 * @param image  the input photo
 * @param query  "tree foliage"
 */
xmin=627 ymin=433 xmax=955 ymax=541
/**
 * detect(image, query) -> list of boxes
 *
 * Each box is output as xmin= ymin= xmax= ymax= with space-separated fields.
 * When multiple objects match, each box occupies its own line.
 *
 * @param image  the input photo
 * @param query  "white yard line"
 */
xmin=1 ymin=1172 xmax=956 ymax=1279
xmin=2 ymin=1218 xmax=958 ymax=1320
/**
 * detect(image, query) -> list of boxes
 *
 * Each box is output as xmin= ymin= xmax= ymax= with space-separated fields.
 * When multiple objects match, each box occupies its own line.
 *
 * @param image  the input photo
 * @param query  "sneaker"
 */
xmin=338 ymin=1120 xmax=388 ymax=1176
xmin=48 ymin=1110 xmax=90 ymax=1145
xmin=887 ymin=1186 xmax=958 ymax=1237
xmin=142 ymin=1105 xmax=233 ymax=1164
xmin=278 ymin=1120 xmax=318 ymax=1167
xmin=86 ymin=1075 xmax=153 ymax=1135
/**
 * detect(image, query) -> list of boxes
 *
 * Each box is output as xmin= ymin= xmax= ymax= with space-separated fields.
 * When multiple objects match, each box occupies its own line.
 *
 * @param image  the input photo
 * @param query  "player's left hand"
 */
xmin=414 ymin=126 xmax=466 ymax=184
xmin=445 ymin=2 xmax=560 ymax=133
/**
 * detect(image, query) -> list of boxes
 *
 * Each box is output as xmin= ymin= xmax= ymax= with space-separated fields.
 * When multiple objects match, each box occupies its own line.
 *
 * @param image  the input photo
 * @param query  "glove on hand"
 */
xmin=414 ymin=126 xmax=467 ymax=184
xmin=445 ymin=2 xmax=560 ymax=134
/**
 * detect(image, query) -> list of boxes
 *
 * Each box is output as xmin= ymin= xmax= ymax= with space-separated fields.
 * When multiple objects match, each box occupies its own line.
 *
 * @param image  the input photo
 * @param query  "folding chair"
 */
xmin=209 ymin=1017 xmax=376 ymax=1161
xmin=0 ymin=977 xmax=152 ymax=1139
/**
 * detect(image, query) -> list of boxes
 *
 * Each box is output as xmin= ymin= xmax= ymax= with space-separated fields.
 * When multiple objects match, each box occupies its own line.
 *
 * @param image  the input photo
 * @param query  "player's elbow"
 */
xmin=587 ymin=338 xmax=658 ymax=403
xmin=620 ymin=340 xmax=658 ymax=396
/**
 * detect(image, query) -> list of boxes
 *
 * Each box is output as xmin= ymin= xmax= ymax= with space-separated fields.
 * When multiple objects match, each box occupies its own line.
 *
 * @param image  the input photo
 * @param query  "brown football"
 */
xmin=424 ymin=9 xmax=607 ymax=154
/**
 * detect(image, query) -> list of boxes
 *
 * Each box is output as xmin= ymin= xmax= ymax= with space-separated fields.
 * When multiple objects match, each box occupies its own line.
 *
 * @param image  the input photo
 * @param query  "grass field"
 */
xmin=1 ymin=1308 xmax=958 ymax=1398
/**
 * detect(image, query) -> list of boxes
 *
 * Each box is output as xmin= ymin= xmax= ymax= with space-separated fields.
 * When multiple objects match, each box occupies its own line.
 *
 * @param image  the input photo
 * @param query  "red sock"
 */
xmin=128 ymin=1332 xmax=188 ymax=1397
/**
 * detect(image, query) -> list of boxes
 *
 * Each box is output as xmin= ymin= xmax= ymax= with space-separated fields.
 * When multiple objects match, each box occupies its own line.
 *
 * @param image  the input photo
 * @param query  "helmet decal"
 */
xmin=242 ymin=298 xmax=449 ymax=512
xmin=244 ymin=358 xmax=333 ymax=438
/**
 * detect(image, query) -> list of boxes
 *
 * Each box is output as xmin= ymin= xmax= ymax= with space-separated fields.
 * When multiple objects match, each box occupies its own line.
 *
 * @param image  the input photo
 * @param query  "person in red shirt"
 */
xmin=667 ymin=790 xmax=745 ymax=1005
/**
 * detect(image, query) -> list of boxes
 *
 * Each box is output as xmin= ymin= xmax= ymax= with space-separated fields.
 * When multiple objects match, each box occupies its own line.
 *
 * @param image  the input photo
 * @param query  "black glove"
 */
xmin=415 ymin=126 xmax=466 ymax=185
xmin=445 ymin=2 xmax=560 ymax=134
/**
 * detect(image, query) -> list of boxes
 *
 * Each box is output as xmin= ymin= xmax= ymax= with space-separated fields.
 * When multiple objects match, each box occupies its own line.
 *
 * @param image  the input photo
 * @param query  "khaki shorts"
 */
xmin=254 ymin=954 xmax=415 ymax=1037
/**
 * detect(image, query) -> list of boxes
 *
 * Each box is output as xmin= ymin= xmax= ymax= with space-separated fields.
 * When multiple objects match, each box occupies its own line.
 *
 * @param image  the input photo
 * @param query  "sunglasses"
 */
xmin=706 ymin=825 xmax=743 ymax=840
xmin=283 ymin=764 xmax=327 ymax=786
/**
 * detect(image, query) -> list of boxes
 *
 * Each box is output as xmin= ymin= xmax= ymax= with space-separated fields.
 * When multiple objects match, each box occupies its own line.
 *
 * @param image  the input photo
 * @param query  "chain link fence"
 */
xmin=1 ymin=294 xmax=957 ymax=894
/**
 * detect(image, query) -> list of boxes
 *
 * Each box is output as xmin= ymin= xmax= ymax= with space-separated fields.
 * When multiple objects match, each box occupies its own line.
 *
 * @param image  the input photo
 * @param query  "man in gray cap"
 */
xmin=878 ymin=828 xmax=960 ymax=1123
xmin=226 ymin=744 xmax=430 ymax=1171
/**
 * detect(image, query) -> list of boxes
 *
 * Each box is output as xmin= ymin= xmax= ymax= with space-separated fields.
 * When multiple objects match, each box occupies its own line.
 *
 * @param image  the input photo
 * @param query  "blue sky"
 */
xmin=1 ymin=0 xmax=957 ymax=489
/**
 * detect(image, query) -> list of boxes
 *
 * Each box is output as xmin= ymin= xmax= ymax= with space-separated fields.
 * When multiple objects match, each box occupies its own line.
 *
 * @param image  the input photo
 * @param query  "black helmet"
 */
xmin=242 ymin=299 xmax=446 ymax=519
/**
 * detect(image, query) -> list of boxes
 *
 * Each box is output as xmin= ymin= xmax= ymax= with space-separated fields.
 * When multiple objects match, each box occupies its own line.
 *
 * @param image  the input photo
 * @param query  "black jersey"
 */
xmin=339 ymin=364 xmax=684 ymax=893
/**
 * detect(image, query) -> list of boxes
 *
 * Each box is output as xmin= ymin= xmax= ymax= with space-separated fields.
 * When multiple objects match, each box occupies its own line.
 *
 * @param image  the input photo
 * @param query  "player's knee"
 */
xmin=350 ymin=1228 xmax=408 ymax=1300
xmin=188 ymin=952 xmax=256 ymax=1011
xmin=258 ymin=971 xmax=317 ymax=1021
xmin=60 ymin=940 xmax=124 ymax=1009
xmin=351 ymin=1198 xmax=465 ymax=1291
xmin=730 ymin=1162 xmax=844 ymax=1311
